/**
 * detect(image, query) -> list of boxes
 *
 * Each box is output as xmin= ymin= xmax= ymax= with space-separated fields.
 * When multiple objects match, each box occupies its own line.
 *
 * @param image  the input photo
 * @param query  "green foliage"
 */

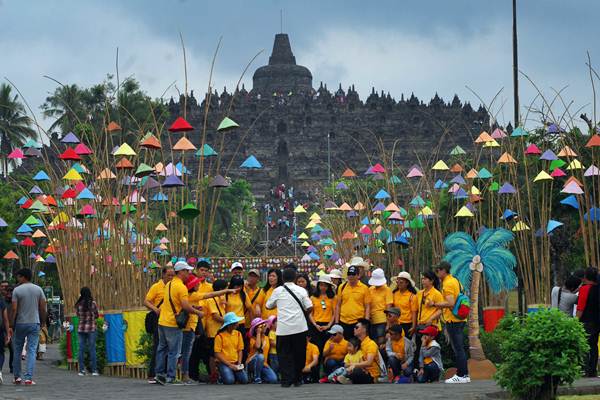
xmin=0 ymin=83 xmax=36 ymax=175
xmin=134 ymin=331 xmax=154 ymax=370
xmin=59 ymin=318 xmax=107 ymax=373
xmin=495 ymin=309 xmax=588 ymax=400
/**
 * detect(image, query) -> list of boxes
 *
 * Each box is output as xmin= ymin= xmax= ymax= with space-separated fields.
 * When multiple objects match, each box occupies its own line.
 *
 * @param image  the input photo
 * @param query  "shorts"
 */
xmin=370 ymin=323 xmax=386 ymax=340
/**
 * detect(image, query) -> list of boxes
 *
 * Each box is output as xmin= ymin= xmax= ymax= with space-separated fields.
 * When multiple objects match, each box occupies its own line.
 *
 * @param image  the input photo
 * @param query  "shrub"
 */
xmin=134 ymin=331 xmax=154 ymax=370
xmin=494 ymin=309 xmax=588 ymax=400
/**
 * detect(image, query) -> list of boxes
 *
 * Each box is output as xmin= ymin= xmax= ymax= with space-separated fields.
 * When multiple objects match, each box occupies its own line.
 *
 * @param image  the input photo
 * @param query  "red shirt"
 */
xmin=577 ymin=284 xmax=594 ymax=311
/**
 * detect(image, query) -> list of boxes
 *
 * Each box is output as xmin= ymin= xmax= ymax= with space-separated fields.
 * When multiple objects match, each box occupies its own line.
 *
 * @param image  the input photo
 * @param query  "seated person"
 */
xmin=246 ymin=318 xmax=278 ymax=384
xmin=322 ymin=324 xmax=348 ymax=374
xmin=319 ymin=337 xmax=362 ymax=383
xmin=386 ymin=324 xmax=415 ymax=383
xmin=417 ymin=326 xmax=443 ymax=383
xmin=214 ymin=312 xmax=248 ymax=385
xmin=302 ymin=335 xmax=320 ymax=383
xmin=337 ymin=319 xmax=380 ymax=384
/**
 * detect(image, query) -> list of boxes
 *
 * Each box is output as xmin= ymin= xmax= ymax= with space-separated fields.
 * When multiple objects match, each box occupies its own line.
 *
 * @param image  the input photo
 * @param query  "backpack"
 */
xmin=451 ymin=281 xmax=471 ymax=320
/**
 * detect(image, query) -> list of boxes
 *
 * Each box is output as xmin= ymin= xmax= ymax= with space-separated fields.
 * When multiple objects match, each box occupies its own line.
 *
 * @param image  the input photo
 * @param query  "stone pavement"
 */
xmin=2 ymin=345 xmax=600 ymax=400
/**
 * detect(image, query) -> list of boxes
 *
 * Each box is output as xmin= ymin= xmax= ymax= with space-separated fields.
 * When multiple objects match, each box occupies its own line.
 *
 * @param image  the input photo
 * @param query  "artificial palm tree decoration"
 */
xmin=443 ymin=228 xmax=517 ymax=361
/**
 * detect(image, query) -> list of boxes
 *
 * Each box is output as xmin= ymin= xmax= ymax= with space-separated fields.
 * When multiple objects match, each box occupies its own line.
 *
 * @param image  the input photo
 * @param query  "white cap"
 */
xmin=230 ymin=261 xmax=244 ymax=272
xmin=174 ymin=261 xmax=193 ymax=272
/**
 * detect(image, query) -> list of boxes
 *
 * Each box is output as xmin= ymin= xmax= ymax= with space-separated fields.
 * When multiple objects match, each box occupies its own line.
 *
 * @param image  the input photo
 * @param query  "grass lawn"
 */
xmin=559 ymin=396 xmax=600 ymax=399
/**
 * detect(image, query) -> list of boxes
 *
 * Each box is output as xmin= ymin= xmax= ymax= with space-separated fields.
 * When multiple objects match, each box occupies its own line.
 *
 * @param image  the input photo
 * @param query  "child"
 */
xmin=386 ymin=324 xmax=415 ymax=383
xmin=319 ymin=337 xmax=362 ymax=383
xmin=214 ymin=312 xmax=248 ymax=385
xmin=246 ymin=318 xmax=278 ymax=384
xmin=416 ymin=326 xmax=443 ymax=383
xmin=266 ymin=317 xmax=279 ymax=374
xmin=322 ymin=324 xmax=348 ymax=374
xmin=302 ymin=335 xmax=320 ymax=383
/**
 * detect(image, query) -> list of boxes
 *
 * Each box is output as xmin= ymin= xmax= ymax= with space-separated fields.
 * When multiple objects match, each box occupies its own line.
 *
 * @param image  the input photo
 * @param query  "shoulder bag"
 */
xmin=168 ymin=281 xmax=189 ymax=329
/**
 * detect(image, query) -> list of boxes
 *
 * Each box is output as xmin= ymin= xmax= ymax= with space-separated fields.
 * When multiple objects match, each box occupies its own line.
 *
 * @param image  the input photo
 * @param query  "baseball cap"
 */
xmin=230 ymin=261 xmax=243 ymax=272
xmin=384 ymin=306 xmax=401 ymax=316
xmin=174 ymin=260 xmax=194 ymax=272
xmin=328 ymin=324 xmax=344 ymax=335
xmin=418 ymin=325 xmax=439 ymax=338
xmin=248 ymin=269 xmax=260 ymax=276
xmin=347 ymin=265 xmax=358 ymax=276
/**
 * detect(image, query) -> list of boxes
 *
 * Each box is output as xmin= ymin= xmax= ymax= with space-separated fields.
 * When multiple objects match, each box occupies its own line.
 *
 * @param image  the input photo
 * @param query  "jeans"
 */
xmin=0 ymin=332 xmax=4 ymax=370
xmin=348 ymin=367 xmax=374 ymax=384
xmin=370 ymin=323 xmax=387 ymax=342
xmin=180 ymin=331 xmax=195 ymax=375
xmin=218 ymin=363 xmax=248 ymax=384
xmin=268 ymin=354 xmax=279 ymax=374
xmin=147 ymin=324 xmax=160 ymax=378
xmin=77 ymin=331 xmax=97 ymax=373
xmin=327 ymin=366 xmax=348 ymax=380
xmin=417 ymin=363 xmax=441 ymax=383
xmin=247 ymin=354 xmax=278 ymax=383
xmin=324 ymin=358 xmax=344 ymax=374
xmin=445 ymin=322 xmax=469 ymax=377
xmin=12 ymin=323 xmax=40 ymax=380
xmin=276 ymin=331 xmax=307 ymax=385
xmin=155 ymin=325 xmax=183 ymax=380
xmin=388 ymin=356 xmax=412 ymax=377
xmin=583 ymin=322 xmax=600 ymax=377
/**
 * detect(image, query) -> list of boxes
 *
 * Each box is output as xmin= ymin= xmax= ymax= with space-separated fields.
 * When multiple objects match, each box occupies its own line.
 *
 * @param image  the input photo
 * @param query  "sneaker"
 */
xmin=183 ymin=379 xmax=195 ymax=385
xmin=13 ymin=377 xmax=22 ymax=385
xmin=24 ymin=380 xmax=36 ymax=385
xmin=253 ymin=378 xmax=263 ymax=384
xmin=167 ymin=379 xmax=183 ymax=385
xmin=318 ymin=377 xmax=329 ymax=383
xmin=147 ymin=378 xmax=157 ymax=384
xmin=92 ymin=372 xmax=100 ymax=376
xmin=78 ymin=372 xmax=86 ymax=376
xmin=155 ymin=375 xmax=166 ymax=386
xmin=0 ymin=371 xmax=3 ymax=384
xmin=336 ymin=375 xmax=350 ymax=384
xmin=445 ymin=375 xmax=470 ymax=384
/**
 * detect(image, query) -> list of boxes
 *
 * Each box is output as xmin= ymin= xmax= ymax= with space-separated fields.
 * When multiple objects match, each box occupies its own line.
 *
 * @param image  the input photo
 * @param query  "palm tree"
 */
xmin=443 ymin=228 xmax=517 ymax=360
xmin=0 ymin=83 xmax=37 ymax=178
xmin=41 ymin=83 xmax=86 ymax=134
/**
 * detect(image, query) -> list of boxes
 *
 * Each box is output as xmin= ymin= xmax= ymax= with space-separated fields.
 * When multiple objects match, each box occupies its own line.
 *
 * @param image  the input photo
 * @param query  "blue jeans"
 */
xmin=78 ymin=331 xmax=97 ymax=373
xmin=12 ymin=323 xmax=40 ymax=380
xmin=417 ymin=363 xmax=440 ymax=383
xmin=247 ymin=354 xmax=278 ymax=383
xmin=324 ymin=358 xmax=344 ymax=374
xmin=180 ymin=331 xmax=195 ymax=375
xmin=156 ymin=325 xmax=183 ymax=380
xmin=218 ymin=363 xmax=248 ymax=384
xmin=0 ymin=332 xmax=5 ymax=370
xmin=445 ymin=322 xmax=468 ymax=377
xmin=268 ymin=354 xmax=279 ymax=374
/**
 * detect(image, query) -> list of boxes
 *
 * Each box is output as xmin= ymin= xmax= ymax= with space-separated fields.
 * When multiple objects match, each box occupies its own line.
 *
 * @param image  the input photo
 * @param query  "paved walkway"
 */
xmin=2 ymin=345 xmax=600 ymax=400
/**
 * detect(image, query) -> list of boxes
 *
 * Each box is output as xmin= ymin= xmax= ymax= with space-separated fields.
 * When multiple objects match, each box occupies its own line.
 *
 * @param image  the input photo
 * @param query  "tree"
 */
xmin=0 ymin=83 xmax=37 ymax=178
xmin=41 ymin=83 xmax=87 ymax=135
xmin=443 ymin=228 xmax=518 ymax=360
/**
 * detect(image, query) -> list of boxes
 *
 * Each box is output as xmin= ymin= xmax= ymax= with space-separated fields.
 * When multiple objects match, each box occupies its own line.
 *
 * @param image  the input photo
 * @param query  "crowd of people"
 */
xmin=141 ymin=256 xmax=471 ymax=386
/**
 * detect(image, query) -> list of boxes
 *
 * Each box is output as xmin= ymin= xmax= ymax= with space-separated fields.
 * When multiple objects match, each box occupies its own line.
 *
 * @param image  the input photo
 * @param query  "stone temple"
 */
xmin=168 ymin=33 xmax=488 ymax=199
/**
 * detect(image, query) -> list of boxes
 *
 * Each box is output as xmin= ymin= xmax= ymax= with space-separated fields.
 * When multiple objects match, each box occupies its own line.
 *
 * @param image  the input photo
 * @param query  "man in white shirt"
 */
xmin=265 ymin=265 xmax=313 ymax=388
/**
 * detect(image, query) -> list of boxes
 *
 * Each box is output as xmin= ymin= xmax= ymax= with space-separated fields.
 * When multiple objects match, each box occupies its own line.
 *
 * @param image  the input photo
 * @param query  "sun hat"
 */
xmin=368 ymin=268 xmax=387 ymax=286
xmin=349 ymin=256 xmax=370 ymax=270
xmin=248 ymin=317 xmax=268 ymax=337
xmin=230 ymin=261 xmax=244 ymax=272
xmin=328 ymin=324 xmax=344 ymax=335
xmin=347 ymin=265 xmax=359 ymax=276
xmin=174 ymin=260 xmax=194 ymax=272
xmin=265 ymin=315 xmax=277 ymax=329
xmin=418 ymin=325 xmax=439 ymax=338
xmin=328 ymin=269 xmax=343 ymax=279
xmin=185 ymin=275 xmax=201 ymax=290
xmin=248 ymin=269 xmax=260 ymax=277
xmin=221 ymin=312 xmax=244 ymax=330
xmin=396 ymin=271 xmax=416 ymax=288
xmin=317 ymin=274 xmax=336 ymax=289
xmin=384 ymin=306 xmax=401 ymax=316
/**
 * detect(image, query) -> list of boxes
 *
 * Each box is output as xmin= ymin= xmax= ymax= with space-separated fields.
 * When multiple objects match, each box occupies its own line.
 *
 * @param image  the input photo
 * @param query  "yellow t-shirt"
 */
xmin=268 ymin=330 xmax=277 ymax=354
xmin=205 ymin=296 xmax=225 ymax=338
xmin=261 ymin=287 xmax=278 ymax=319
xmin=225 ymin=291 xmax=253 ymax=319
xmin=393 ymin=289 xmax=418 ymax=324
xmin=369 ymin=285 xmax=393 ymax=324
xmin=145 ymin=280 xmax=166 ymax=306
xmin=305 ymin=342 xmax=320 ymax=368
xmin=248 ymin=336 xmax=270 ymax=365
xmin=338 ymin=282 xmax=371 ymax=324
xmin=360 ymin=337 xmax=380 ymax=378
xmin=390 ymin=337 xmax=405 ymax=359
xmin=158 ymin=277 xmax=188 ymax=328
xmin=324 ymin=337 xmax=348 ymax=361
xmin=197 ymin=281 xmax=214 ymax=329
xmin=185 ymin=291 xmax=204 ymax=331
xmin=344 ymin=350 xmax=363 ymax=365
xmin=214 ymin=329 xmax=244 ymax=363
xmin=416 ymin=287 xmax=444 ymax=327
xmin=441 ymin=274 xmax=462 ymax=323
xmin=311 ymin=294 xmax=337 ymax=323
xmin=245 ymin=285 xmax=265 ymax=328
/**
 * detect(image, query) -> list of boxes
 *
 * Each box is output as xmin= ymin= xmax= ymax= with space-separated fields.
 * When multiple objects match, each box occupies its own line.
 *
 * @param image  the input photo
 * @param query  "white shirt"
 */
xmin=266 ymin=282 xmax=313 ymax=336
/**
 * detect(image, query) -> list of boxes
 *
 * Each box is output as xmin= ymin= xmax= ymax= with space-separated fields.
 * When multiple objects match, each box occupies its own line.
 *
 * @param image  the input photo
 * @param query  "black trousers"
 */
xmin=400 ymin=322 xmax=413 ymax=339
xmin=340 ymin=322 xmax=355 ymax=340
xmin=188 ymin=334 xmax=211 ymax=381
xmin=348 ymin=367 xmax=374 ymax=384
xmin=147 ymin=325 xmax=160 ymax=378
xmin=584 ymin=322 xmax=600 ymax=377
xmin=276 ymin=331 xmax=307 ymax=385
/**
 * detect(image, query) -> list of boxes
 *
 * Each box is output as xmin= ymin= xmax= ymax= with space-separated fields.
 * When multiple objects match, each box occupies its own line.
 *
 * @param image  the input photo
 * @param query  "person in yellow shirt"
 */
xmin=335 ymin=265 xmax=371 ymax=339
xmin=386 ymin=324 xmax=415 ymax=383
xmin=260 ymin=269 xmax=282 ymax=320
xmin=246 ymin=317 xmax=278 ymax=384
xmin=392 ymin=271 xmax=418 ymax=338
xmin=143 ymin=267 xmax=173 ymax=383
xmin=368 ymin=268 xmax=393 ymax=346
xmin=414 ymin=270 xmax=443 ymax=369
xmin=204 ymin=279 xmax=228 ymax=383
xmin=266 ymin=317 xmax=279 ymax=374
xmin=319 ymin=336 xmax=362 ymax=383
xmin=434 ymin=261 xmax=470 ymax=383
xmin=302 ymin=335 xmax=320 ymax=383
xmin=214 ymin=312 xmax=248 ymax=384
xmin=321 ymin=324 xmax=348 ymax=374
xmin=188 ymin=259 xmax=214 ymax=382
xmin=310 ymin=274 xmax=337 ymax=355
xmin=244 ymin=269 xmax=264 ymax=329
xmin=337 ymin=318 xmax=379 ymax=384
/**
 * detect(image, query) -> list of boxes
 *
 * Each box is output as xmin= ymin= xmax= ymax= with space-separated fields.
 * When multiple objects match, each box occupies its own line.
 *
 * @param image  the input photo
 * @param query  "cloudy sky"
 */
xmin=1 ymin=0 xmax=599 ymax=130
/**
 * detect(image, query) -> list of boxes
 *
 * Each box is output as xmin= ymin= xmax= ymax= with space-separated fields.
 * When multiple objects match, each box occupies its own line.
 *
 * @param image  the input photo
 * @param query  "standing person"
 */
xmin=295 ymin=273 xmax=311 ymax=291
xmin=74 ymin=287 xmax=99 ymax=376
xmin=214 ymin=312 xmax=248 ymax=385
xmin=392 ymin=272 xmax=418 ymax=338
xmin=414 ymin=270 xmax=443 ymax=365
xmin=384 ymin=307 xmax=401 ymax=331
xmin=225 ymin=276 xmax=255 ymax=342
xmin=261 ymin=269 xmax=283 ymax=320
xmin=4 ymin=285 xmax=14 ymax=375
xmin=551 ymin=275 xmax=581 ymax=316
xmin=0 ymin=286 xmax=12 ymax=384
xmin=230 ymin=262 xmax=244 ymax=278
xmin=416 ymin=326 xmax=443 ymax=383
xmin=328 ymin=269 xmax=343 ymax=288
xmin=188 ymin=259 xmax=213 ymax=382
xmin=310 ymin=274 xmax=337 ymax=355
xmin=335 ymin=265 xmax=371 ymax=339
xmin=368 ymin=268 xmax=393 ymax=346
xmin=337 ymin=318 xmax=379 ymax=384
xmin=265 ymin=266 xmax=313 ymax=388
xmin=11 ymin=268 xmax=46 ymax=385
xmin=434 ymin=261 xmax=470 ymax=384
xmin=143 ymin=267 xmax=174 ymax=384
xmin=245 ymin=269 xmax=265 ymax=331
xmin=203 ymin=279 xmax=228 ymax=383
xmin=321 ymin=324 xmax=348 ymax=374
xmin=577 ymin=267 xmax=600 ymax=377
xmin=155 ymin=260 xmax=203 ymax=385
